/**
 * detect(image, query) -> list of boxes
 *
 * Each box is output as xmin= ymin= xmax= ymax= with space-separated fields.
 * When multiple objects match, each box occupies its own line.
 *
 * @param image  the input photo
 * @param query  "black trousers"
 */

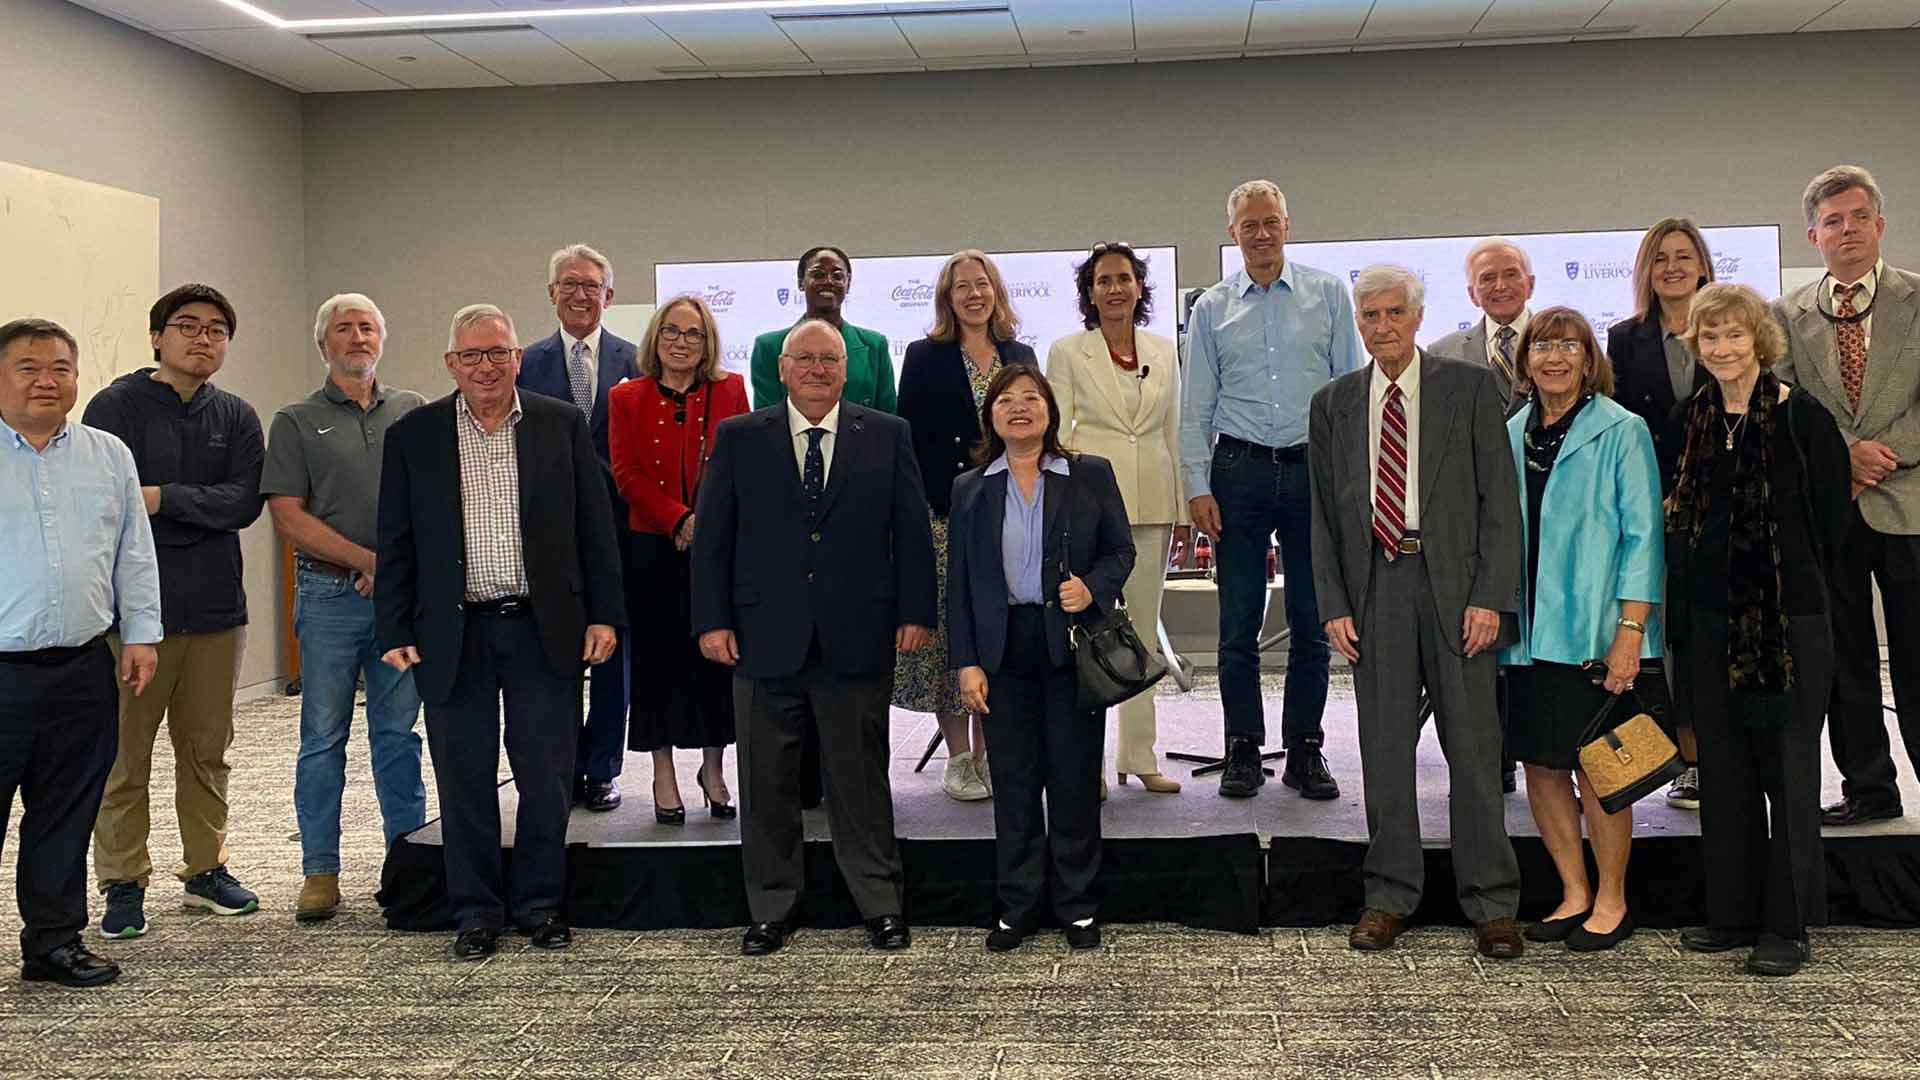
xmin=1677 ymin=611 xmax=1831 ymax=939
xmin=0 ymin=640 xmax=118 ymax=960
xmin=423 ymin=611 xmax=580 ymax=932
xmin=1826 ymin=510 xmax=1920 ymax=808
xmin=735 ymin=643 xmax=902 ymax=924
xmin=980 ymin=605 xmax=1104 ymax=928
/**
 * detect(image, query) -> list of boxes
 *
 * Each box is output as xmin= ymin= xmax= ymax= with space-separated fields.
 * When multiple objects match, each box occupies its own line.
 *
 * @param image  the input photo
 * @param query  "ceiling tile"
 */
xmin=647 ymin=11 xmax=811 ymax=65
xmin=1009 ymin=0 xmax=1134 ymax=54
xmin=527 ymin=14 xmax=699 ymax=80
xmin=428 ymin=28 xmax=611 ymax=85
xmin=1689 ymin=0 xmax=1825 ymax=36
xmin=1359 ymin=0 xmax=1491 ymax=39
xmin=69 ymin=0 xmax=375 ymax=32
xmin=1801 ymin=0 xmax=1920 ymax=32
xmin=775 ymin=14 xmax=917 ymax=62
xmin=169 ymin=26 xmax=404 ymax=91
xmin=894 ymin=11 xmax=1027 ymax=58
xmin=1132 ymin=0 xmax=1252 ymax=49
xmin=314 ymin=32 xmax=511 ymax=87
xmin=1587 ymin=0 xmax=1721 ymax=36
xmin=1474 ymin=0 xmax=1611 ymax=34
xmin=1247 ymin=0 xmax=1368 ymax=46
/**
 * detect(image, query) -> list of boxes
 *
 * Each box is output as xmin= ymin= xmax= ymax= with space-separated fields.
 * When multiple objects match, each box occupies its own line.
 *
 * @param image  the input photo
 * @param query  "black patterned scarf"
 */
xmin=1666 ymin=371 xmax=1794 ymax=700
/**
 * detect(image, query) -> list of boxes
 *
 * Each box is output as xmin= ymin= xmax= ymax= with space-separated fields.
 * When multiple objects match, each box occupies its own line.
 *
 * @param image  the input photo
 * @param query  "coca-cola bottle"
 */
xmin=1194 ymin=533 xmax=1212 ymax=572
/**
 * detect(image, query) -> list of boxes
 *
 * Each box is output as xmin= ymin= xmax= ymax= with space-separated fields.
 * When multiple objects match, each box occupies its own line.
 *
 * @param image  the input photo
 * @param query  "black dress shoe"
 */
xmin=985 ymin=924 xmax=1029 ymax=953
xmin=1680 ymin=925 xmax=1760 ymax=953
xmin=1746 ymin=933 xmax=1811 ymax=976
xmin=741 ymin=921 xmax=792 ymax=956
xmin=451 ymin=927 xmax=499 ymax=961
xmin=583 ymin=779 xmax=622 ymax=813
xmin=1218 ymin=737 xmax=1266 ymax=798
xmin=1502 ymin=770 xmax=1518 ymax=795
xmin=1063 ymin=923 xmax=1102 ymax=950
xmin=521 ymin=915 xmax=572 ymax=950
xmin=21 ymin=941 xmax=120 ymax=988
xmin=1523 ymin=909 xmax=1590 ymax=944
xmin=866 ymin=914 xmax=911 ymax=950
xmin=1281 ymin=743 xmax=1340 ymax=800
xmin=1821 ymin=797 xmax=1902 ymax=827
xmin=1566 ymin=914 xmax=1636 ymax=953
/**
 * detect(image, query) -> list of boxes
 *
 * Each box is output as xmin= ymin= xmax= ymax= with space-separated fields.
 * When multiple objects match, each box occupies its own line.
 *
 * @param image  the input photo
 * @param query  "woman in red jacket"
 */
xmin=609 ymin=295 xmax=750 ymax=823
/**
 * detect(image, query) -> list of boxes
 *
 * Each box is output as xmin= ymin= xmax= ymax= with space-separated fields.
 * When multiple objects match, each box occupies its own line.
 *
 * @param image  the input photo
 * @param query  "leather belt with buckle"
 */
xmin=295 ymin=555 xmax=355 ymax=579
xmin=468 ymin=596 xmax=531 ymax=616
xmin=1396 ymin=531 xmax=1423 ymax=556
xmin=1217 ymin=434 xmax=1308 ymax=464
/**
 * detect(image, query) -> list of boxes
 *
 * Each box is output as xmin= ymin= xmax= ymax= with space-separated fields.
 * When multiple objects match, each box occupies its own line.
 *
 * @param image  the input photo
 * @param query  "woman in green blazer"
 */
xmin=749 ymin=246 xmax=897 ymax=412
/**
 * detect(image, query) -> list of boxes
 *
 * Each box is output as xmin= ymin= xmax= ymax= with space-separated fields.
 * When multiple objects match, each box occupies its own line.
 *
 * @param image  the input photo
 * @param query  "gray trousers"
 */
xmin=734 ymin=656 xmax=903 ymax=924
xmin=1354 ymin=549 xmax=1519 ymax=923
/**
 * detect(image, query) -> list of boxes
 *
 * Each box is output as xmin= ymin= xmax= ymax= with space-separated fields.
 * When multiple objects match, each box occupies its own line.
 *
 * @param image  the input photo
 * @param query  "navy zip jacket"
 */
xmin=82 ymin=368 xmax=265 ymax=635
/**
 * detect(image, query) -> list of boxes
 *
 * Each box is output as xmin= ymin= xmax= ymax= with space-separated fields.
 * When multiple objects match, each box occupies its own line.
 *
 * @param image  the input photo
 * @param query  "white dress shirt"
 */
xmin=1367 ymin=355 xmax=1422 ymax=531
xmin=1828 ymin=258 xmax=1883 ymax=351
xmin=1482 ymin=309 xmax=1531 ymax=369
xmin=562 ymin=323 xmax=606 ymax=400
xmin=786 ymin=399 xmax=841 ymax=485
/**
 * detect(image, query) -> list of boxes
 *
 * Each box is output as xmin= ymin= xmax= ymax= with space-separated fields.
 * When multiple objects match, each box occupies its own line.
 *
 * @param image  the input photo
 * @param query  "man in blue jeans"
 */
xmin=262 ymin=294 xmax=428 ymax=922
xmin=1181 ymin=180 xmax=1364 ymax=799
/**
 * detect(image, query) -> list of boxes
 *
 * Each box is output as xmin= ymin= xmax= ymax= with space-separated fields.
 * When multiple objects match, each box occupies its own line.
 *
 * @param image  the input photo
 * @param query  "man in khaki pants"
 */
xmin=82 ymin=284 xmax=266 ymax=937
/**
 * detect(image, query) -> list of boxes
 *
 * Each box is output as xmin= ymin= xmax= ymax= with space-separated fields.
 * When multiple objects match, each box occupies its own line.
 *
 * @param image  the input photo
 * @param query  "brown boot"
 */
xmin=1349 ymin=908 xmax=1407 ymax=951
xmin=296 ymin=874 xmax=341 ymax=924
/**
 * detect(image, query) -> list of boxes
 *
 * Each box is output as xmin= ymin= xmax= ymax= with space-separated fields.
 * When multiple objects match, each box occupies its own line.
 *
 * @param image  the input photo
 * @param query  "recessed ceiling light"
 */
xmin=1067 ymin=28 xmax=1087 ymax=36
xmin=396 ymin=55 xmax=417 ymax=62
xmin=212 ymin=0 xmax=919 ymax=33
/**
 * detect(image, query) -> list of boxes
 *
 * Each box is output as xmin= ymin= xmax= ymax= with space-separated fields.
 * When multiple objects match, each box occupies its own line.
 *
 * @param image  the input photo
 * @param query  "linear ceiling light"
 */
xmin=214 ymin=0 xmax=922 ymax=33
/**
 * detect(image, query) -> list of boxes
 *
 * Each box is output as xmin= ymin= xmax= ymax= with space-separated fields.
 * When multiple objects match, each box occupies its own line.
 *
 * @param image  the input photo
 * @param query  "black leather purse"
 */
xmin=1058 ymin=468 xmax=1167 ymax=710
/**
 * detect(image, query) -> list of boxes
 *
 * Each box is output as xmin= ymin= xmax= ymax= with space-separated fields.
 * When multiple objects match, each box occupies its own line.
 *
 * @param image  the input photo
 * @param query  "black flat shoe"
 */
xmin=985 ymin=924 xmax=1029 ymax=953
xmin=1566 ymin=914 xmax=1636 ymax=953
xmin=1524 ymin=910 xmax=1590 ymax=944
xmin=583 ymin=779 xmax=622 ymax=813
xmin=698 ymin=765 xmax=737 ymax=821
xmin=1820 ymin=797 xmax=1902 ymax=827
xmin=742 ymin=921 xmax=792 ymax=956
xmin=1680 ymin=926 xmax=1759 ymax=953
xmin=1746 ymin=933 xmax=1811 ymax=976
xmin=866 ymin=914 xmax=911 ymax=951
xmin=1063 ymin=923 xmax=1102 ymax=950
xmin=21 ymin=941 xmax=120 ymax=988
xmin=451 ymin=927 xmax=499 ymax=961
xmin=522 ymin=915 xmax=572 ymax=950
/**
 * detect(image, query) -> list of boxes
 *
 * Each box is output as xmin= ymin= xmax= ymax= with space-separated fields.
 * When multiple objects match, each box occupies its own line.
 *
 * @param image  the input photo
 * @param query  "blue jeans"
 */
xmin=1210 ymin=443 xmax=1330 ymax=748
xmin=293 ymin=568 xmax=426 ymax=875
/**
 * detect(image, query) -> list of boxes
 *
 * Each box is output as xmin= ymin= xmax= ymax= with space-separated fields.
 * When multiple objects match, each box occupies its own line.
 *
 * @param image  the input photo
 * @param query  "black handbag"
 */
xmin=1057 ymin=468 xmax=1167 ymax=710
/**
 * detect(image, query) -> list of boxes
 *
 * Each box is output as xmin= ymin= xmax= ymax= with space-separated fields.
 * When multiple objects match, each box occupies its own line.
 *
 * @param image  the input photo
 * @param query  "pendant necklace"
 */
xmin=1722 ymin=411 xmax=1748 ymax=451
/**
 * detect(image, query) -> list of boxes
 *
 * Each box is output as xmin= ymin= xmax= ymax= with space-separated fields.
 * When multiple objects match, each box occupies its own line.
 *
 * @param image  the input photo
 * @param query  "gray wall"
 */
xmin=4 ymin=0 xmax=309 ymax=691
xmin=303 ymin=29 xmax=1920 ymax=389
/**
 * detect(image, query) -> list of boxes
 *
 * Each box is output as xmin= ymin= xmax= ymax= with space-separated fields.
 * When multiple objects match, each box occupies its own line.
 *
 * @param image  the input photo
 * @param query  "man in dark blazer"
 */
xmin=1309 ymin=265 xmax=1524 ymax=959
xmin=377 ymin=304 xmax=624 ymax=961
xmin=516 ymin=243 xmax=637 ymax=813
xmin=691 ymin=319 xmax=937 ymax=957
xmin=1428 ymin=236 xmax=1535 ymax=413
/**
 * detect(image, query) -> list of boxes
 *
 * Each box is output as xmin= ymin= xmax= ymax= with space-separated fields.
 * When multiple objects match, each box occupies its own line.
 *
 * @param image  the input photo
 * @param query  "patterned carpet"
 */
xmin=4 ymin=684 xmax=1920 ymax=1079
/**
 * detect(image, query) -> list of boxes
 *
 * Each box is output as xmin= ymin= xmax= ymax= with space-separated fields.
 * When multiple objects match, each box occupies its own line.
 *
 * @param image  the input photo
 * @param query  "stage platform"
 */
xmin=380 ymin=678 xmax=1920 ymax=934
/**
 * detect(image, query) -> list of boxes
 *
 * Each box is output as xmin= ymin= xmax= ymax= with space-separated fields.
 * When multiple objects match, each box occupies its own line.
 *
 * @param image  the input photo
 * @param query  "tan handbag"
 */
xmin=1577 ymin=684 xmax=1685 ymax=815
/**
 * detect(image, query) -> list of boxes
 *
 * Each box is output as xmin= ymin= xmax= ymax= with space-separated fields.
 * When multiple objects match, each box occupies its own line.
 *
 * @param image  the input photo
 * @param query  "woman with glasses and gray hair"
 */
xmin=609 ymin=295 xmax=750 ymax=823
xmin=895 ymin=250 xmax=1037 ymax=801
xmin=1498 ymin=307 xmax=1664 ymax=954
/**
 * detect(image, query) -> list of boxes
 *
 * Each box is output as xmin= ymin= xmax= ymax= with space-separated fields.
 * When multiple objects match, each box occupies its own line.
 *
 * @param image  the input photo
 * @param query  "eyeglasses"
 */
xmin=1528 ymin=339 xmax=1584 ymax=355
xmin=659 ymin=325 xmax=707 ymax=345
xmin=781 ymin=352 xmax=843 ymax=371
xmin=803 ymin=268 xmax=850 ymax=284
xmin=451 ymin=347 xmax=517 ymax=367
xmin=165 ymin=320 xmax=231 ymax=343
xmin=1090 ymin=240 xmax=1133 ymax=255
xmin=554 ymin=278 xmax=607 ymax=297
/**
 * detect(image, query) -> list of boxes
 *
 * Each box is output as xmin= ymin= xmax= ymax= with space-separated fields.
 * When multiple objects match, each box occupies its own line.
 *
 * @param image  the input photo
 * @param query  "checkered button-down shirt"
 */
xmin=456 ymin=391 xmax=530 ymax=602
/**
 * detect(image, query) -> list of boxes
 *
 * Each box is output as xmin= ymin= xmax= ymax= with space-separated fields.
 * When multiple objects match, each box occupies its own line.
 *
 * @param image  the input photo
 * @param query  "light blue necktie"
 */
xmin=567 ymin=339 xmax=594 ymax=417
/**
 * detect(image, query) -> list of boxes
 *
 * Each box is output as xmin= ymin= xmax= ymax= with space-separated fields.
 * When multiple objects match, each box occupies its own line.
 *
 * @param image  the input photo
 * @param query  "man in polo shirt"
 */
xmin=262 ymin=293 xmax=427 ymax=923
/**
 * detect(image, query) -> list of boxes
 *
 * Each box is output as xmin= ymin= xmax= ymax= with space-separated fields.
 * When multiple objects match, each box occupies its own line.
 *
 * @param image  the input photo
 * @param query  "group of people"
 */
xmin=2 ymin=163 xmax=1913 ymax=987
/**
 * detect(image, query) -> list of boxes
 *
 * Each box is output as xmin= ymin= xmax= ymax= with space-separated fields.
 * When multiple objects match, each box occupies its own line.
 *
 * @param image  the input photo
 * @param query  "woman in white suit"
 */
xmin=1048 ymin=242 xmax=1186 ymax=794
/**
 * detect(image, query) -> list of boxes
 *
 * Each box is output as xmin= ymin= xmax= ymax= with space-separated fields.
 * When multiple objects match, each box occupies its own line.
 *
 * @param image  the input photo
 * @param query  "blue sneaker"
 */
xmin=182 ymin=866 xmax=259 ymax=916
xmin=99 ymin=882 xmax=146 ymax=939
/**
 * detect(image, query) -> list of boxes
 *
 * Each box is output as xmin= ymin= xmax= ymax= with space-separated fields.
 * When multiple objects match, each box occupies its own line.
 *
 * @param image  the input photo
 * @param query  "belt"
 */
xmin=1391 ymin=530 xmax=1423 ymax=556
xmin=295 ymin=555 xmax=355 ymax=579
xmin=467 ymin=596 xmax=531 ymax=616
xmin=0 ymin=636 xmax=106 ymax=666
xmin=1217 ymin=433 xmax=1308 ymax=464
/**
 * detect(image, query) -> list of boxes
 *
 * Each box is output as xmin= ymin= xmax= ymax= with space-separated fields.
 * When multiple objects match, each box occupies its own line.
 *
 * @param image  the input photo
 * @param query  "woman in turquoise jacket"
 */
xmin=749 ymin=245 xmax=896 ymax=412
xmin=1499 ymin=308 xmax=1665 ymax=954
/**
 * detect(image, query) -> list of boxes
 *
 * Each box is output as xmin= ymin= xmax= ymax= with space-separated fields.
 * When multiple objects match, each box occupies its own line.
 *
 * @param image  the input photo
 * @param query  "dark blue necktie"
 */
xmin=803 ymin=427 xmax=826 ymax=501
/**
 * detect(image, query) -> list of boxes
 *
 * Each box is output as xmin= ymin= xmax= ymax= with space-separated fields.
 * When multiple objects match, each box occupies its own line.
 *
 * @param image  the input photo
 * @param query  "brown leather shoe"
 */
xmin=296 ymin=873 xmax=341 ymax=924
xmin=1349 ymin=908 xmax=1407 ymax=951
xmin=1474 ymin=917 xmax=1525 ymax=959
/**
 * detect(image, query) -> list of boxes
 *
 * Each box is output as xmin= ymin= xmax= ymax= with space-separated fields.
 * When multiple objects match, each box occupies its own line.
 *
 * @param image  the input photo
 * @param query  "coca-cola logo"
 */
xmin=891 ymin=280 xmax=936 ymax=307
xmin=699 ymin=286 xmax=737 ymax=312
xmin=1713 ymin=255 xmax=1742 ymax=278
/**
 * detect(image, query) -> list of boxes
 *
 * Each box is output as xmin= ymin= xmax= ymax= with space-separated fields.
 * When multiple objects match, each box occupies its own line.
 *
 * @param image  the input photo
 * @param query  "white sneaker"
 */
xmin=976 ymin=752 xmax=993 ymax=798
xmin=943 ymin=755 xmax=990 ymax=802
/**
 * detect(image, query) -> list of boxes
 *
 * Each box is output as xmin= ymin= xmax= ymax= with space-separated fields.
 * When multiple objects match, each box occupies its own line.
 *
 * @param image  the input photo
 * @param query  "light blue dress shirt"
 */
xmin=986 ymin=453 xmax=1071 ymax=605
xmin=1179 ymin=262 xmax=1363 ymax=498
xmin=1 ymin=418 xmax=163 ymax=650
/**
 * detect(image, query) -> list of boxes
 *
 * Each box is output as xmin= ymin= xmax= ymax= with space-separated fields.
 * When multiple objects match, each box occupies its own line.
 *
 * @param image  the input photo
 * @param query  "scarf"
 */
xmin=1666 ymin=371 xmax=1794 ymax=702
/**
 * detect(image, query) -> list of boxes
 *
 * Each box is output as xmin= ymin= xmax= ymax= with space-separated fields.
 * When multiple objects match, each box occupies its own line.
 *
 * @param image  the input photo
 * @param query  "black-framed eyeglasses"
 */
xmin=554 ymin=278 xmax=606 ymax=297
xmin=165 ymin=320 xmax=231 ymax=343
xmin=659 ymin=325 xmax=707 ymax=345
xmin=451 ymin=347 xmax=516 ymax=367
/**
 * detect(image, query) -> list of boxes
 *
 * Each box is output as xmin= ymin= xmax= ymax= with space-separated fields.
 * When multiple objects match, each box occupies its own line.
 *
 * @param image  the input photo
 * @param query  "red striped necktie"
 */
xmin=1373 ymin=383 xmax=1408 ymax=560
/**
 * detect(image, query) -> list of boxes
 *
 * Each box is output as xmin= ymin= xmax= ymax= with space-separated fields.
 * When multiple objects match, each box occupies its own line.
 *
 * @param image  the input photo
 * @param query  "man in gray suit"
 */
xmin=1774 ymin=165 xmax=1920 ymax=827
xmin=1429 ymin=237 xmax=1536 ymax=412
xmin=1309 ymin=264 xmax=1524 ymax=958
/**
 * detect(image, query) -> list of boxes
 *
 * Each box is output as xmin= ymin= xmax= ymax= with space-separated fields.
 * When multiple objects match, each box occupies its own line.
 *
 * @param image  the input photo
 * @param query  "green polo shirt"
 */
xmin=749 ymin=321 xmax=896 ymax=413
xmin=261 ymin=378 xmax=426 ymax=551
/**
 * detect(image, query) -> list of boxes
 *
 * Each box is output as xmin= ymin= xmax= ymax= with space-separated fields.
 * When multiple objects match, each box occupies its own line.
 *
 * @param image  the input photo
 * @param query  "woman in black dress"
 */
xmin=1666 ymin=284 xmax=1850 ymax=976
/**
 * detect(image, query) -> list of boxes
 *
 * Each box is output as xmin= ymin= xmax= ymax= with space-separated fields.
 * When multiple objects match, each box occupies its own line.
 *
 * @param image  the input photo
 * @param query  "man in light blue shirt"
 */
xmin=0 ymin=318 xmax=161 ymax=990
xmin=1181 ymin=180 xmax=1362 ymax=800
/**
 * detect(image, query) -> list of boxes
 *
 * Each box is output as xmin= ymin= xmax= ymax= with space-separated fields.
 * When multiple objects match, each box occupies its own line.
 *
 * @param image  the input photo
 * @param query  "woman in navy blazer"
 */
xmin=948 ymin=363 xmax=1134 ymax=952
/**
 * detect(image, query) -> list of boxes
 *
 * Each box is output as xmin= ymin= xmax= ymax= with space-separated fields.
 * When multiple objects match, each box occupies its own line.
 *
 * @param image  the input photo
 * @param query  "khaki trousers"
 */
xmin=1113 ymin=525 xmax=1172 ymax=777
xmin=95 ymin=628 xmax=244 ymax=888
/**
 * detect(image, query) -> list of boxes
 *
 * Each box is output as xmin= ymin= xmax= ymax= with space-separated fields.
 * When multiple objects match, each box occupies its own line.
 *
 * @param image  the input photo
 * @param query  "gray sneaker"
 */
xmin=99 ymin=882 xmax=146 ymax=939
xmin=183 ymin=866 xmax=260 ymax=916
xmin=1666 ymin=767 xmax=1700 ymax=810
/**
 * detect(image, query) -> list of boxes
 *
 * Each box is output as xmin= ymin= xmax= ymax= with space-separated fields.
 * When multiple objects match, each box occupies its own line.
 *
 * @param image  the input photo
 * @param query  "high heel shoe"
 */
xmin=1118 ymin=772 xmax=1181 ymax=794
xmin=698 ymin=765 xmax=737 ymax=820
xmin=654 ymin=804 xmax=686 ymax=826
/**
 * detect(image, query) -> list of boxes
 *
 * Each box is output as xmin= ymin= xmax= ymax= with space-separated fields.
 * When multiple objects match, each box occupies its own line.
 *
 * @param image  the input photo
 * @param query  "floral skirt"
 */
xmin=892 ymin=514 xmax=965 ymax=715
